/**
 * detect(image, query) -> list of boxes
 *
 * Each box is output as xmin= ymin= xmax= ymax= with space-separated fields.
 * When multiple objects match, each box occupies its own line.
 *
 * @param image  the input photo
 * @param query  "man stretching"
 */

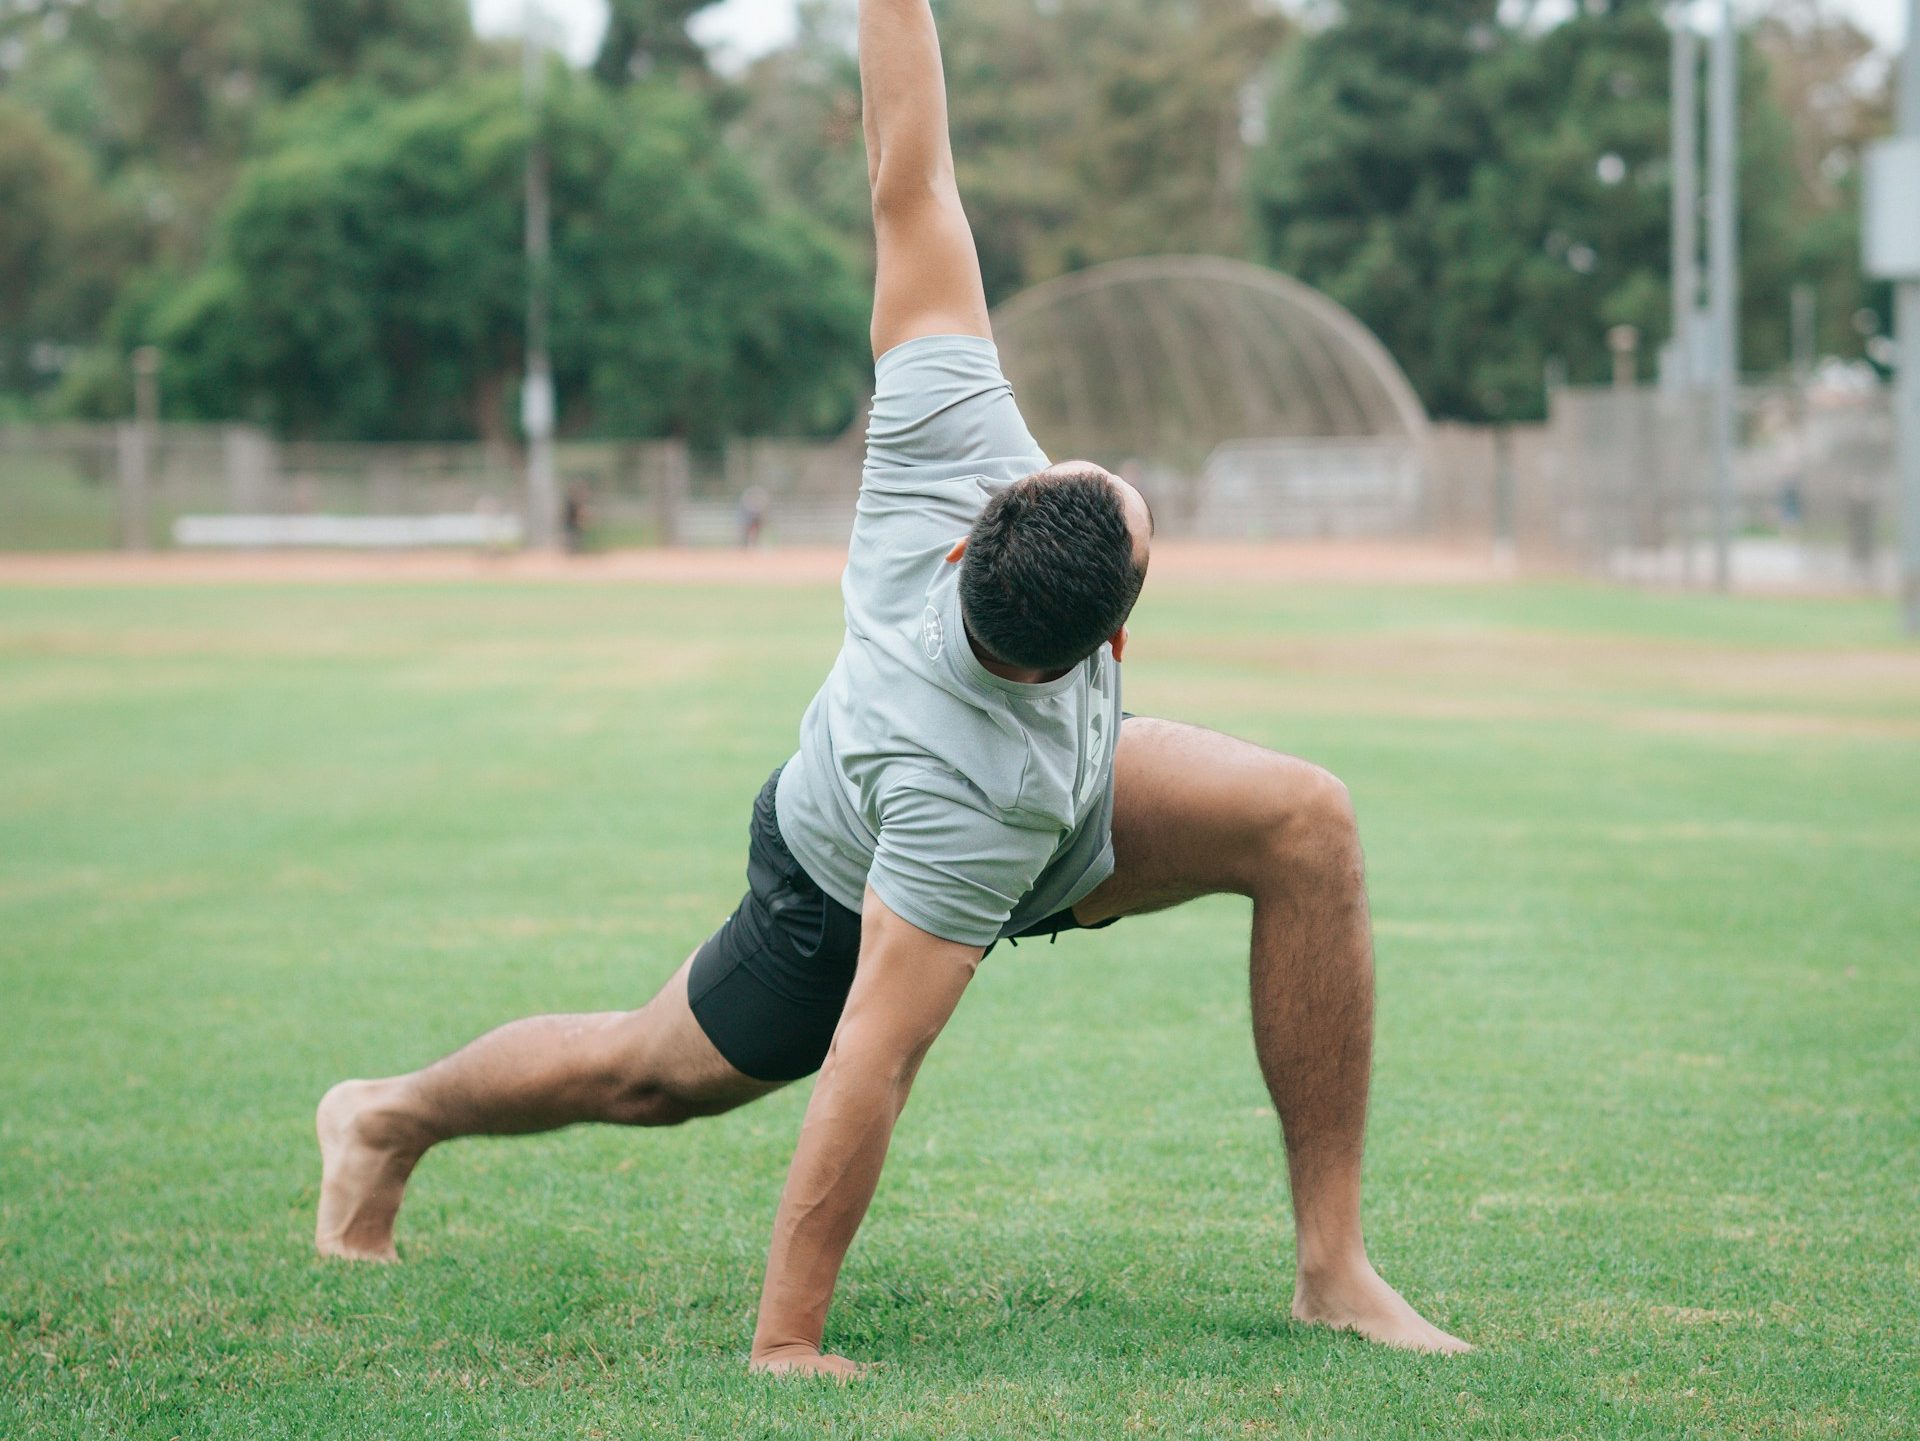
xmin=314 ymin=0 xmax=1471 ymax=1374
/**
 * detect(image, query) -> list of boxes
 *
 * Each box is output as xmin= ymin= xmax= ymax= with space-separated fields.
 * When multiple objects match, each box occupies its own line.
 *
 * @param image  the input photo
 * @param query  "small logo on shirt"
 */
xmin=1079 ymin=667 xmax=1110 ymax=805
xmin=920 ymin=604 xmax=944 ymax=660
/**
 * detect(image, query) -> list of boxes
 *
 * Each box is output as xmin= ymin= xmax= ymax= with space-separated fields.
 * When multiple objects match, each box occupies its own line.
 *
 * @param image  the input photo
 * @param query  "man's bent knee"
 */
xmin=1256 ymin=762 xmax=1362 ymax=880
xmin=586 ymin=992 xmax=783 ymax=1127
xmin=576 ymin=1010 xmax=707 ymax=1127
xmin=598 ymin=1047 xmax=737 ymax=1127
xmin=608 ymin=1077 xmax=701 ymax=1127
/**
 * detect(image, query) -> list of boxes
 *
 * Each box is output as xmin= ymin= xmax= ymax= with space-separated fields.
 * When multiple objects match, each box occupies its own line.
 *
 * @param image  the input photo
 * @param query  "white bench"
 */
xmin=172 ymin=513 xmax=525 ymax=549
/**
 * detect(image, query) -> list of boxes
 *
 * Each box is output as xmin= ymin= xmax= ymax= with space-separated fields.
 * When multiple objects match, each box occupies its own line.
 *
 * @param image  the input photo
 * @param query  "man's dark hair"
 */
xmin=958 ymin=467 xmax=1146 ymax=673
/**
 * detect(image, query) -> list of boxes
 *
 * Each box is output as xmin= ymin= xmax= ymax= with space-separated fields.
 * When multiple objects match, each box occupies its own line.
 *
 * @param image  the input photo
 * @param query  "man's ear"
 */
xmin=1110 ymin=625 xmax=1128 ymax=663
xmin=945 ymin=537 xmax=968 ymax=563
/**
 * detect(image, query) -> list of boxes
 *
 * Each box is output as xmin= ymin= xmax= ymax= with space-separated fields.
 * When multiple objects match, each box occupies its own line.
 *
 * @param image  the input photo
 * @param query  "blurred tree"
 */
xmin=731 ymin=0 xmax=1288 ymax=307
xmin=949 ymin=0 xmax=1290 ymax=300
xmin=260 ymin=0 xmax=474 ymax=95
xmin=1249 ymin=0 xmax=1496 ymax=415
xmin=0 ymin=97 xmax=137 ymax=401
xmin=1 ymin=0 xmax=471 ymax=193
xmin=728 ymin=0 xmax=871 ymax=257
xmin=0 ymin=0 xmax=475 ymax=408
xmin=1753 ymin=0 xmax=1894 ymax=360
xmin=151 ymin=72 xmax=868 ymax=443
xmin=1252 ymin=0 xmax=1842 ymax=421
xmin=593 ymin=0 xmax=719 ymax=85
xmin=1437 ymin=0 xmax=1711 ymax=414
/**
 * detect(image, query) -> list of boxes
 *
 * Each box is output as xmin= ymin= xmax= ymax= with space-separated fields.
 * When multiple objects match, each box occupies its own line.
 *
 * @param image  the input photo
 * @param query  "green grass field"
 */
xmin=3 ymin=572 xmax=1916 ymax=1438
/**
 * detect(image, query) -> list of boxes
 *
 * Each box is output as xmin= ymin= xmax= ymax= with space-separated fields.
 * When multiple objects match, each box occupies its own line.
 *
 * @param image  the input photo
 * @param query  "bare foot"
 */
xmin=749 ymin=1345 xmax=872 ymax=1381
xmin=1291 ymin=1260 xmax=1474 ymax=1353
xmin=315 ymin=1079 xmax=424 ymax=1262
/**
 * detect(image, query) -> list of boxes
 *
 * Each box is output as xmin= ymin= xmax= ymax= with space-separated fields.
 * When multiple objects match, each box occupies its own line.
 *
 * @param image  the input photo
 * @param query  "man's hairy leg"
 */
xmin=1075 ymin=718 xmax=1470 ymax=1353
xmin=315 ymin=954 xmax=782 ymax=1260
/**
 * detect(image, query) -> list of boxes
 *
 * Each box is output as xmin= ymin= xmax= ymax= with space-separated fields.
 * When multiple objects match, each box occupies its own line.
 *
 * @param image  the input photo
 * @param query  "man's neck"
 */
xmin=965 ymin=622 xmax=1068 ymax=685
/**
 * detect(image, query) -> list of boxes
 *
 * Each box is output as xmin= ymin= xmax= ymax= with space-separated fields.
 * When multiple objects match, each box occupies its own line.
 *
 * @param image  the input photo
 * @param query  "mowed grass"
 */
xmin=2 ymin=572 xmax=1916 ymax=1439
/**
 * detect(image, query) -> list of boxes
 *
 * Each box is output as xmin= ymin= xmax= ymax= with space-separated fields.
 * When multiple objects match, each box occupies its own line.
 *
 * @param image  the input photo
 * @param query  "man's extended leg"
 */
xmin=315 ymin=954 xmax=783 ymax=1260
xmin=1073 ymin=717 xmax=1469 ymax=1353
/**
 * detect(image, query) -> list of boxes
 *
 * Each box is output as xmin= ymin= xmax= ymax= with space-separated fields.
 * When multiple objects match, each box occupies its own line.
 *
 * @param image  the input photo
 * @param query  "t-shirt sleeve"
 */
xmin=863 ymin=334 xmax=1049 ymax=490
xmin=866 ymin=774 xmax=1056 ymax=948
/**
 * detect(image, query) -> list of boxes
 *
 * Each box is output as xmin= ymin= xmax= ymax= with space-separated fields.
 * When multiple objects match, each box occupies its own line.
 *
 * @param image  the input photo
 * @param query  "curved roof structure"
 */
xmin=990 ymin=256 xmax=1428 ymax=469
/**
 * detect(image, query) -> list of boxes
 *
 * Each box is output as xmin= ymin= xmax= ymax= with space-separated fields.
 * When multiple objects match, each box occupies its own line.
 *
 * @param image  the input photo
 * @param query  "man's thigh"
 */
xmin=1071 ymin=716 xmax=1339 ymax=925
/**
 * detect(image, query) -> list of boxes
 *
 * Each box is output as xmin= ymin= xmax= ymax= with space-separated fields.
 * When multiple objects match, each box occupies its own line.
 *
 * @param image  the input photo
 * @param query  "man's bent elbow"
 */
xmin=869 ymin=160 xmax=959 ymax=224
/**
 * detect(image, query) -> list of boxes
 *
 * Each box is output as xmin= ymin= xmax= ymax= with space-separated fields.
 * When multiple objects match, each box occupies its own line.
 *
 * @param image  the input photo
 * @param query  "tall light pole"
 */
xmin=1864 ymin=0 xmax=1920 ymax=633
xmin=1670 ymin=13 xmax=1699 ymax=386
xmin=1669 ymin=9 xmax=1705 ymax=585
xmin=1902 ymin=0 xmax=1920 ymax=634
xmin=119 ymin=346 xmax=161 ymax=552
xmin=522 ymin=0 xmax=560 ymax=552
xmin=1707 ymin=0 xmax=1740 ymax=592
xmin=1873 ymin=1 xmax=1920 ymax=629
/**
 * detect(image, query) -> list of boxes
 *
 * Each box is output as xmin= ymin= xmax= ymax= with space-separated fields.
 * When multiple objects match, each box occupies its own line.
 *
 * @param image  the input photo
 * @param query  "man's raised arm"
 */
xmin=748 ymin=892 xmax=981 ymax=1378
xmin=860 ymin=0 xmax=992 ymax=359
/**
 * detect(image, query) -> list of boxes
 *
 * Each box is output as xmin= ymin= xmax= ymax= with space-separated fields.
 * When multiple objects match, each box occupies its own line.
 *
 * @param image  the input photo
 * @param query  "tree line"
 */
xmin=0 ymin=0 xmax=1895 ymax=439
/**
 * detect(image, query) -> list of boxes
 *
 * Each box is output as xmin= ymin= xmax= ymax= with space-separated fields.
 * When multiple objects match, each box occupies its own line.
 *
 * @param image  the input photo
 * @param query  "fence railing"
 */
xmin=0 ymin=382 xmax=1899 ymax=593
xmin=1543 ymin=383 xmax=1896 ymax=588
xmin=0 ymin=426 xmax=866 ymax=552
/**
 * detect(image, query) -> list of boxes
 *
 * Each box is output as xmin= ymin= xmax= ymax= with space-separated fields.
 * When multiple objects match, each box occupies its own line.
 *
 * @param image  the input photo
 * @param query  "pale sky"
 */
xmin=471 ymin=0 xmax=800 ymax=69
xmin=472 ymin=0 xmax=1911 ymax=71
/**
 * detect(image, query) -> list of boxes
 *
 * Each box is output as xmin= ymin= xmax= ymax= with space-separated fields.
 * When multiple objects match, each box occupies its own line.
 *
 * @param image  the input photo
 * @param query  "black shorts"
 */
xmin=687 ymin=765 xmax=1118 ymax=1083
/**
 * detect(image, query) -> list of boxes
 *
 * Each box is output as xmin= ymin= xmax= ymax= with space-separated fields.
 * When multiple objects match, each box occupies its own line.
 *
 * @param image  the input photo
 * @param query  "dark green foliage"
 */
xmin=1754 ymin=3 xmax=1894 ymax=364
xmin=1251 ymin=0 xmax=1498 ymax=415
xmin=0 ymin=0 xmax=481 ymax=412
xmin=0 ymin=0 xmax=474 ymax=258
xmin=0 ymin=97 xmax=138 ymax=400
xmin=260 ymin=0 xmax=475 ymax=96
xmin=151 ymin=77 xmax=526 ymax=439
xmin=153 ymin=73 xmax=868 ymax=442
xmin=594 ymin=0 xmax=720 ymax=85
xmin=1 ymin=0 xmax=865 ymax=440
xmin=1251 ymin=0 xmax=1845 ymax=421
xmin=0 ymin=0 xmax=1893 ymax=435
xmin=1447 ymin=0 xmax=1688 ymax=415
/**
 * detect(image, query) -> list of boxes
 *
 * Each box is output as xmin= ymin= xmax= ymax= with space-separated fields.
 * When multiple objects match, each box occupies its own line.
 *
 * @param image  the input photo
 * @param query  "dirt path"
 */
xmin=0 ymin=541 xmax=1510 ymax=588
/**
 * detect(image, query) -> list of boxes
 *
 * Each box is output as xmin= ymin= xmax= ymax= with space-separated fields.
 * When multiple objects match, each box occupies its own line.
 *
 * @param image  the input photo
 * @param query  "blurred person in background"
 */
xmin=738 ymin=484 xmax=769 ymax=546
xmin=562 ymin=481 xmax=592 ymax=554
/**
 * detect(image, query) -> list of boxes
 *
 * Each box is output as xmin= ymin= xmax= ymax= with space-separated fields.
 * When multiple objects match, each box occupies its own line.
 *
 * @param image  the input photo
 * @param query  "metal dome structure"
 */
xmin=991 ymin=256 xmax=1430 ymax=536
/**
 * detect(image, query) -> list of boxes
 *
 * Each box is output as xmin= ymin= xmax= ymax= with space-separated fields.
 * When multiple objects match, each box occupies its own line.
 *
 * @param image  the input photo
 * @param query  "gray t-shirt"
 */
xmin=774 ymin=334 xmax=1123 ymax=948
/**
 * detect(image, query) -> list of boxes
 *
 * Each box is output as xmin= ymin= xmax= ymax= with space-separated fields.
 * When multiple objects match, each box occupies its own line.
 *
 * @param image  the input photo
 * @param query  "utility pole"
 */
xmin=1790 ymin=284 xmax=1816 ymax=388
xmin=1903 ymin=0 xmax=1920 ymax=633
xmin=522 ymin=0 xmax=560 ymax=551
xmin=1789 ymin=282 xmax=1815 ymax=537
xmin=1669 ymin=10 xmax=1704 ymax=585
xmin=118 ymin=346 xmax=161 ymax=551
xmin=1864 ymin=0 xmax=1920 ymax=633
xmin=1707 ymin=0 xmax=1740 ymax=592
xmin=1670 ymin=15 xmax=1699 ymax=385
xmin=1609 ymin=325 xmax=1641 ymax=390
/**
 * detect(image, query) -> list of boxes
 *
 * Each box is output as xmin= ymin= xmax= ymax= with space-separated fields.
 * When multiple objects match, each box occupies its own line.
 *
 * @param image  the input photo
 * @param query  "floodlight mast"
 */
xmin=1669 ymin=13 xmax=1698 ymax=386
xmin=1669 ymin=8 xmax=1704 ymax=585
xmin=522 ymin=0 xmax=561 ymax=552
xmin=1898 ymin=0 xmax=1920 ymax=635
xmin=1866 ymin=0 xmax=1920 ymax=632
xmin=1707 ymin=0 xmax=1739 ymax=593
